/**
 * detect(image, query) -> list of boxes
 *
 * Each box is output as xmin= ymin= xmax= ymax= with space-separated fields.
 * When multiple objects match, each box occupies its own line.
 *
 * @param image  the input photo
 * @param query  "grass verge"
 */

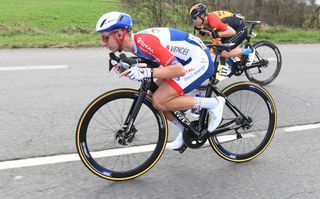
xmin=0 ymin=0 xmax=319 ymax=48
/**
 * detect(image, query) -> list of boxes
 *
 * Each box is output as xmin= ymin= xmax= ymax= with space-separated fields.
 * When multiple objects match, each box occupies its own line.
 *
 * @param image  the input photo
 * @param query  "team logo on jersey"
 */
xmin=185 ymin=68 xmax=195 ymax=73
xmin=200 ymin=57 xmax=208 ymax=64
xmin=137 ymin=37 xmax=154 ymax=54
xmin=183 ymin=65 xmax=206 ymax=81
xmin=150 ymin=28 xmax=160 ymax=34
xmin=166 ymin=45 xmax=190 ymax=56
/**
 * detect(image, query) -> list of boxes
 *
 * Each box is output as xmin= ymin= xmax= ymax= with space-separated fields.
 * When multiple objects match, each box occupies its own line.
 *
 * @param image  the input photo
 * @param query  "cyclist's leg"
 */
xmin=221 ymin=28 xmax=249 ymax=58
xmin=151 ymin=79 xmax=180 ymax=121
xmin=152 ymin=47 xmax=215 ymax=112
xmin=152 ymin=83 xmax=195 ymax=111
xmin=151 ymin=79 xmax=186 ymax=149
xmin=153 ymin=49 xmax=225 ymax=149
xmin=221 ymin=47 xmax=242 ymax=58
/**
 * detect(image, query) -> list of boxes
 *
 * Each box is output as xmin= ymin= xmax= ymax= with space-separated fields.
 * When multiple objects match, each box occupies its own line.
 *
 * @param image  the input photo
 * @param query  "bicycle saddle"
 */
xmin=206 ymin=43 xmax=236 ymax=51
xmin=244 ymin=21 xmax=261 ymax=25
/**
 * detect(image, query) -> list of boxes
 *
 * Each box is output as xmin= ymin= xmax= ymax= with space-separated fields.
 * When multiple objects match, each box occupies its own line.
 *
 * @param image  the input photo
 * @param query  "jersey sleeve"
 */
xmin=134 ymin=34 xmax=176 ymax=66
xmin=207 ymin=13 xmax=227 ymax=31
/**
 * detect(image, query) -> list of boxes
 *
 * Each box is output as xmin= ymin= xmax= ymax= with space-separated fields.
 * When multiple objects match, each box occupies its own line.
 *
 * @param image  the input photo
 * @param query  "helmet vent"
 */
xmin=100 ymin=19 xmax=107 ymax=27
xmin=119 ymin=15 xmax=124 ymax=22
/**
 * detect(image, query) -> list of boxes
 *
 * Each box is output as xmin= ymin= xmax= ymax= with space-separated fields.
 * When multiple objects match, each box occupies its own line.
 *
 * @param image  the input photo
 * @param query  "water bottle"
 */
xmin=191 ymin=92 xmax=204 ymax=117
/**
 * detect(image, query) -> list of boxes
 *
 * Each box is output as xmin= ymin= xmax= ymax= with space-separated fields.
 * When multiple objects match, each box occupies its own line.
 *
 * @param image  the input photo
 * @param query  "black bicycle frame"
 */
xmin=170 ymin=51 xmax=250 ymax=140
xmin=122 ymin=78 xmax=152 ymax=132
xmin=121 ymin=49 xmax=251 ymax=139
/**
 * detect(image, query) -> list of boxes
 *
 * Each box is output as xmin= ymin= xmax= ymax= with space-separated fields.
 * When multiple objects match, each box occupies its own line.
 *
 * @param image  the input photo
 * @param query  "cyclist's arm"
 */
xmin=153 ymin=61 xmax=186 ymax=79
xmin=207 ymin=13 xmax=236 ymax=38
xmin=134 ymin=34 xmax=186 ymax=79
xmin=217 ymin=26 xmax=236 ymax=38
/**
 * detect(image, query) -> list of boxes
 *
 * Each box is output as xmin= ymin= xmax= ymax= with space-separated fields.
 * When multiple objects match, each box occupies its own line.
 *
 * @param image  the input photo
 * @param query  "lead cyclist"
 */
xmin=96 ymin=11 xmax=226 ymax=150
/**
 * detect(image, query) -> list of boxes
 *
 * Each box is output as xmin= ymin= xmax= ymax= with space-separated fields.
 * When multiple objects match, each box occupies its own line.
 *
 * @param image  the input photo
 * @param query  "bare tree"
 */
xmin=120 ymin=0 xmax=319 ymax=30
xmin=308 ymin=0 xmax=320 ymax=28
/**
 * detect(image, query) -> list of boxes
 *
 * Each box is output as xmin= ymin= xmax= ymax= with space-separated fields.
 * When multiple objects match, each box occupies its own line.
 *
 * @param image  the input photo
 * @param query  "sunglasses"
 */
xmin=191 ymin=15 xmax=198 ymax=20
xmin=101 ymin=30 xmax=118 ymax=43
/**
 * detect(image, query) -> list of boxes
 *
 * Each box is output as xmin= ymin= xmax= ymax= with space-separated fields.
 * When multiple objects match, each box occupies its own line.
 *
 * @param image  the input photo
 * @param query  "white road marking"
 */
xmin=216 ymin=133 xmax=256 ymax=143
xmin=283 ymin=123 xmax=320 ymax=132
xmin=0 ymin=144 xmax=156 ymax=170
xmin=0 ymin=122 xmax=319 ymax=170
xmin=14 ymin=176 xmax=23 ymax=180
xmin=0 ymin=65 xmax=68 ymax=71
xmin=0 ymin=154 xmax=80 ymax=170
xmin=267 ymin=58 xmax=278 ymax=61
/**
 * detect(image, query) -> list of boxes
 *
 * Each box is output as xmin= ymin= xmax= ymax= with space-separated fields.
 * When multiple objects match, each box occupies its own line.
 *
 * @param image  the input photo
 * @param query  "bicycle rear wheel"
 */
xmin=245 ymin=41 xmax=282 ymax=86
xmin=208 ymin=82 xmax=277 ymax=162
xmin=76 ymin=89 xmax=168 ymax=181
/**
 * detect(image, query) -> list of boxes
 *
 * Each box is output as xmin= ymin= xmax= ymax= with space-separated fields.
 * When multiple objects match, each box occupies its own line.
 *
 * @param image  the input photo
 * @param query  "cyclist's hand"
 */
xmin=120 ymin=65 xmax=151 ymax=81
xmin=198 ymin=30 xmax=207 ymax=36
xmin=114 ymin=61 xmax=130 ymax=73
xmin=211 ymin=31 xmax=220 ymax=39
xmin=194 ymin=26 xmax=208 ymax=36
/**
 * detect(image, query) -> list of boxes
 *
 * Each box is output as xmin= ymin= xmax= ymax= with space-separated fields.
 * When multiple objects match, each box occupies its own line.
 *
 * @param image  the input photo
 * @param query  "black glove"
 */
xmin=211 ymin=31 xmax=220 ymax=39
xmin=194 ymin=26 xmax=207 ymax=36
xmin=198 ymin=30 xmax=207 ymax=36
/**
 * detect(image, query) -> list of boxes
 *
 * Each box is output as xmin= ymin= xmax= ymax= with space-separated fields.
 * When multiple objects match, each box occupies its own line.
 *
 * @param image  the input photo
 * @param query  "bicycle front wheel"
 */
xmin=76 ymin=89 xmax=168 ymax=181
xmin=245 ymin=41 xmax=282 ymax=86
xmin=208 ymin=82 xmax=277 ymax=162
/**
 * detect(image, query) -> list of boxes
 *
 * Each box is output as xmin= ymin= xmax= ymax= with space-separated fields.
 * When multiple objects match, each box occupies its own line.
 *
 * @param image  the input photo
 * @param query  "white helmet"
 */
xmin=96 ymin=11 xmax=132 ymax=33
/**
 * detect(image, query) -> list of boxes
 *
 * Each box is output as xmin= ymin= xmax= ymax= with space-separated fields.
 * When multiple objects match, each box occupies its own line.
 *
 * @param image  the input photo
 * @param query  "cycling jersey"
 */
xmin=212 ymin=10 xmax=234 ymax=18
xmin=207 ymin=12 xmax=245 ymax=31
xmin=206 ymin=12 xmax=247 ymax=49
xmin=133 ymin=28 xmax=214 ymax=95
xmin=207 ymin=13 xmax=228 ymax=32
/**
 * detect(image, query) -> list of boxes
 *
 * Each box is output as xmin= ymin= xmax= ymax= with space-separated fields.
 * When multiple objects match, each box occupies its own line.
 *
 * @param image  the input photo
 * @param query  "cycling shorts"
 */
xmin=166 ymin=48 xmax=214 ymax=95
xmin=222 ymin=28 xmax=248 ymax=49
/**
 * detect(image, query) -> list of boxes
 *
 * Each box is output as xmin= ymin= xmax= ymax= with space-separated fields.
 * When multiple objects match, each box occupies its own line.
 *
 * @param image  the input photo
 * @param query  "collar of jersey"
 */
xmin=132 ymin=33 xmax=138 ymax=54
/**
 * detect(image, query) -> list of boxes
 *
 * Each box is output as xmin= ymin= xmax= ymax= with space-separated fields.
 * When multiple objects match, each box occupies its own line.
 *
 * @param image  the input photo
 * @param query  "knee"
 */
xmin=222 ymin=51 xmax=231 ymax=58
xmin=152 ymin=96 xmax=168 ymax=111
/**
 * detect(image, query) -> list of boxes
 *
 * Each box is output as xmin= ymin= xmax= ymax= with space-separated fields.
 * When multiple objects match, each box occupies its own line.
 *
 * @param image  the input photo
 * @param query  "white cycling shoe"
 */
xmin=246 ymin=49 xmax=256 ymax=66
xmin=166 ymin=131 xmax=184 ymax=150
xmin=208 ymin=96 xmax=226 ymax=132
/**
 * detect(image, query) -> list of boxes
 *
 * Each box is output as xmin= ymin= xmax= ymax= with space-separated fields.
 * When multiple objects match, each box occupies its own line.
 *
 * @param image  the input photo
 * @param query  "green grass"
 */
xmin=0 ymin=0 xmax=120 ymax=48
xmin=0 ymin=0 xmax=319 ymax=48
xmin=255 ymin=27 xmax=320 ymax=43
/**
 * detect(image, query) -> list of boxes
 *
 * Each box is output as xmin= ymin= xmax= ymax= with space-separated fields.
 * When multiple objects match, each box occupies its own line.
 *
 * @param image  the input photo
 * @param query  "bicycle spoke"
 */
xmin=245 ymin=41 xmax=281 ymax=85
xmin=77 ymin=90 xmax=167 ymax=180
xmin=209 ymin=83 xmax=276 ymax=162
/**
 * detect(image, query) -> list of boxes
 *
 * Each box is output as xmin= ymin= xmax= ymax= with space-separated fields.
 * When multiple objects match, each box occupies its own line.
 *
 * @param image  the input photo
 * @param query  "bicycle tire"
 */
xmin=76 ymin=89 xmax=168 ymax=181
xmin=245 ymin=41 xmax=282 ymax=86
xmin=208 ymin=82 xmax=277 ymax=162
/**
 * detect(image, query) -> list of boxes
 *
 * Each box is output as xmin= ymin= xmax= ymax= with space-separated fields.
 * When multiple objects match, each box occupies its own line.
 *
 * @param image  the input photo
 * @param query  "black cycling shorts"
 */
xmin=221 ymin=28 xmax=248 ymax=49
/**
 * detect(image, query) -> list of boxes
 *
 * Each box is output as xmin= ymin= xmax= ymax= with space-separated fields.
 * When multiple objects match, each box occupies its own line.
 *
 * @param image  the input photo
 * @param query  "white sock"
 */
xmin=171 ymin=119 xmax=185 ymax=132
xmin=194 ymin=97 xmax=219 ymax=109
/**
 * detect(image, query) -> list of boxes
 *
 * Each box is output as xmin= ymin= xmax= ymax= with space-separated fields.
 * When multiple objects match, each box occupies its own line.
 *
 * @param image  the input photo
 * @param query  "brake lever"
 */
xmin=118 ymin=61 xmax=130 ymax=73
xmin=109 ymin=52 xmax=120 ymax=71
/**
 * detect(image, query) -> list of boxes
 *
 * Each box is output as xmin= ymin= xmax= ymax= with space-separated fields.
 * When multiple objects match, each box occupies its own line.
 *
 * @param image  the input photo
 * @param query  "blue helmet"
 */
xmin=96 ymin=12 xmax=132 ymax=33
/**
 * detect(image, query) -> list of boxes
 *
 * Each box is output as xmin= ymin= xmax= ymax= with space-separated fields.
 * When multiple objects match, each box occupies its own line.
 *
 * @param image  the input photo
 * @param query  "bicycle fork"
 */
xmin=117 ymin=79 xmax=152 ymax=145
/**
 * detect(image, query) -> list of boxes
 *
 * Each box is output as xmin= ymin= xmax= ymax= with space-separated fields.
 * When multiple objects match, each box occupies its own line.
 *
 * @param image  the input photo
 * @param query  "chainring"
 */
xmin=183 ymin=121 xmax=207 ymax=149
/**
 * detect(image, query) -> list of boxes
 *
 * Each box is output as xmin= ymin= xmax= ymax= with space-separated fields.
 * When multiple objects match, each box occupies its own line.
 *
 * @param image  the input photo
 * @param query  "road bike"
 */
xmin=76 ymin=43 xmax=277 ymax=181
xmin=200 ymin=21 xmax=282 ymax=86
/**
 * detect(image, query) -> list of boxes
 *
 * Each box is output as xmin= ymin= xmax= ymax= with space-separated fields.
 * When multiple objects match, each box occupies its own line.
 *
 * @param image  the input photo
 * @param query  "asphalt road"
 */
xmin=0 ymin=44 xmax=320 ymax=199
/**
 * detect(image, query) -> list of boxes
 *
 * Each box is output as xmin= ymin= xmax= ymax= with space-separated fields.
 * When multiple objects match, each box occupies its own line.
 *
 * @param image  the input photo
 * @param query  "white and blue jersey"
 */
xmin=133 ymin=27 xmax=214 ymax=95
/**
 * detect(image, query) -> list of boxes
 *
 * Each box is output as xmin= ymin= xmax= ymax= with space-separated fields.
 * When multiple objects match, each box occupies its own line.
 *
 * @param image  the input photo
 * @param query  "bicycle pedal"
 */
xmin=174 ymin=144 xmax=187 ymax=153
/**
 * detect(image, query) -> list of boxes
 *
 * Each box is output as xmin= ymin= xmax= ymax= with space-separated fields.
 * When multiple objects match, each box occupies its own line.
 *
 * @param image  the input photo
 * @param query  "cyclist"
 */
xmin=96 ymin=11 xmax=225 ymax=150
xmin=189 ymin=3 xmax=254 ymax=65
